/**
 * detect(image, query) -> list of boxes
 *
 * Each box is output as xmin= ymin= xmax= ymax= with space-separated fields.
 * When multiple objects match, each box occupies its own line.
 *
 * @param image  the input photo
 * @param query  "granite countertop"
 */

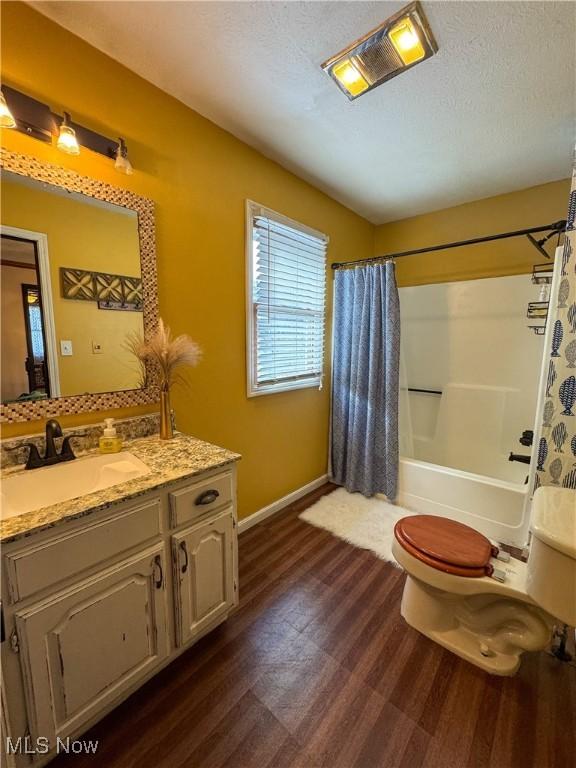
xmin=1 ymin=433 xmax=241 ymax=544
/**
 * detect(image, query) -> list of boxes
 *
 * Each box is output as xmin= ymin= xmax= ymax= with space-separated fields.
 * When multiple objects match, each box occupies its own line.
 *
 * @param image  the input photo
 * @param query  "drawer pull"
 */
xmin=153 ymin=555 xmax=164 ymax=589
xmin=180 ymin=541 xmax=189 ymax=574
xmin=195 ymin=489 xmax=219 ymax=506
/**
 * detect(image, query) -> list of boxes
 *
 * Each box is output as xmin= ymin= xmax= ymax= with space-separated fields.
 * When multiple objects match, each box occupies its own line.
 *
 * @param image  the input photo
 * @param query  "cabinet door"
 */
xmin=15 ymin=544 xmax=169 ymax=747
xmin=172 ymin=509 xmax=235 ymax=646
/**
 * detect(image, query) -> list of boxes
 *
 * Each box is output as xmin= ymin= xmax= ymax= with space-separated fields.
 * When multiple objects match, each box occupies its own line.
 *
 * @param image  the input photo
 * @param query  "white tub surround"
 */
xmin=396 ymin=263 xmax=566 ymax=548
xmin=399 ymin=275 xmax=544 ymax=483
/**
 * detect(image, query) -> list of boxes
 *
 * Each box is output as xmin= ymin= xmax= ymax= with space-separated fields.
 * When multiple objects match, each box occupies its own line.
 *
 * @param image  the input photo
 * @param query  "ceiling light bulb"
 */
xmin=396 ymin=29 xmax=419 ymax=51
xmin=388 ymin=18 xmax=426 ymax=65
xmin=331 ymin=59 xmax=369 ymax=97
xmin=114 ymin=137 xmax=133 ymax=175
xmin=56 ymin=112 xmax=80 ymax=155
xmin=340 ymin=65 xmax=361 ymax=86
xmin=0 ymin=90 xmax=16 ymax=128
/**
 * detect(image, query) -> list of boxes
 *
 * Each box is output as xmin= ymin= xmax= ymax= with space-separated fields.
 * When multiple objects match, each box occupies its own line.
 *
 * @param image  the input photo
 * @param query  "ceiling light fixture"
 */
xmin=322 ymin=1 xmax=438 ymax=100
xmin=114 ymin=137 xmax=133 ymax=175
xmin=0 ymin=89 xmax=16 ymax=128
xmin=56 ymin=112 xmax=80 ymax=155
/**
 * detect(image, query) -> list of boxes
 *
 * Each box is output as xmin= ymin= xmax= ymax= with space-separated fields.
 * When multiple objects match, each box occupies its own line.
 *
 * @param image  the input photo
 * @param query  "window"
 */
xmin=246 ymin=201 xmax=328 ymax=396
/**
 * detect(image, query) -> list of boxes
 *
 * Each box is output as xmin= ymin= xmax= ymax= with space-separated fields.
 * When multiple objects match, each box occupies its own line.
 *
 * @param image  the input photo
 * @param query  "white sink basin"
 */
xmin=1 ymin=452 xmax=150 ymax=520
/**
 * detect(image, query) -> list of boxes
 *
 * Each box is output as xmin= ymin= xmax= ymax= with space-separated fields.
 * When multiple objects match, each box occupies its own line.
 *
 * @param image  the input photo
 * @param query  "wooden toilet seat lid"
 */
xmin=394 ymin=515 xmax=495 ymax=578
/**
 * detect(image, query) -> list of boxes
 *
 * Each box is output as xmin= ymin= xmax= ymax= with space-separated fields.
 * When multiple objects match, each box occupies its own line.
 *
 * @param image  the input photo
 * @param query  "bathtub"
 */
xmin=392 ymin=258 xmax=564 ymax=550
xmin=393 ymin=457 xmax=531 ymax=547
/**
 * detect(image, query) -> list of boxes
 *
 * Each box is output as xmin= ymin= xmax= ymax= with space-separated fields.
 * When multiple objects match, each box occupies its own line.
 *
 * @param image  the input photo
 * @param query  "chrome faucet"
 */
xmin=20 ymin=420 xmax=86 ymax=470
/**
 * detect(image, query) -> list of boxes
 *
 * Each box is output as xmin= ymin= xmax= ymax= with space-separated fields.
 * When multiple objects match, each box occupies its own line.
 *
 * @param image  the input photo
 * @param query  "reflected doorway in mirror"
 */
xmin=1 ymin=227 xmax=60 ymax=402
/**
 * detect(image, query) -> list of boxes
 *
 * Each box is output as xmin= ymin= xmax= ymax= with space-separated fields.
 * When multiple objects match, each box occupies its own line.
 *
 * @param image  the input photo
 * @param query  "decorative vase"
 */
xmin=160 ymin=387 xmax=174 ymax=440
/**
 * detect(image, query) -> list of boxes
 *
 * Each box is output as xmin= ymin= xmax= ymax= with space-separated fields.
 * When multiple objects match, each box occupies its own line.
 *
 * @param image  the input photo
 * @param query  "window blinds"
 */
xmin=249 ymin=205 xmax=328 ymax=394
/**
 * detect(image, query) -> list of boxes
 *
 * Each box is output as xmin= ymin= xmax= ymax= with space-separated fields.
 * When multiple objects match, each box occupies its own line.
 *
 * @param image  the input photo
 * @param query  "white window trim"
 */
xmin=245 ymin=200 xmax=329 ymax=398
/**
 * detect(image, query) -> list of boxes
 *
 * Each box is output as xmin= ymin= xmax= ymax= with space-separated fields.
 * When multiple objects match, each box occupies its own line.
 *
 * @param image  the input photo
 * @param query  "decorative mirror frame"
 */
xmin=0 ymin=149 xmax=159 ymax=423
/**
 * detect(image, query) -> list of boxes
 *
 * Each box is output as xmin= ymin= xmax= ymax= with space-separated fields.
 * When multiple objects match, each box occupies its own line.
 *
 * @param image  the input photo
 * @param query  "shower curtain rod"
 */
xmin=331 ymin=219 xmax=567 ymax=270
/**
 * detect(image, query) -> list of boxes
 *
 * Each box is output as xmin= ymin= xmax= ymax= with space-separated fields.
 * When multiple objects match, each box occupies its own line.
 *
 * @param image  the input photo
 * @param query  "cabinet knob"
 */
xmin=195 ymin=489 xmax=219 ymax=506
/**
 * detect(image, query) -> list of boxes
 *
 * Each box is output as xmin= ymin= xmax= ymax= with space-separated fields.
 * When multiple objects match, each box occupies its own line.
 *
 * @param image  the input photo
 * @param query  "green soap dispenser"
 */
xmin=99 ymin=418 xmax=123 ymax=454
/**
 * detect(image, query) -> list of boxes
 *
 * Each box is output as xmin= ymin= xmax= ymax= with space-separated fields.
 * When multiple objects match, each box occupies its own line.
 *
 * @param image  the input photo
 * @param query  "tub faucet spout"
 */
xmin=509 ymin=452 xmax=531 ymax=465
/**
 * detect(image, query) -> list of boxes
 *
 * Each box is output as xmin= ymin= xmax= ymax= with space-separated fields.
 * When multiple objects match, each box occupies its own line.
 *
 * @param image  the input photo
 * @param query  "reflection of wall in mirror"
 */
xmin=1 ymin=264 xmax=37 ymax=400
xmin=2 ymin=179 xmax=144 ymax=396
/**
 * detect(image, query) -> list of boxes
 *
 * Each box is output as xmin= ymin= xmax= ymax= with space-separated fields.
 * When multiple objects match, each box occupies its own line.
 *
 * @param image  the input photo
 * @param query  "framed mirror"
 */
xmin=0 ymin=149 xmax=159 ymax=423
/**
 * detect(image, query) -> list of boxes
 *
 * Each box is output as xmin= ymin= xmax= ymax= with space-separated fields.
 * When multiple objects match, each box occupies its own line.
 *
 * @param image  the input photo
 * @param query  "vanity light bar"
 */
xmin=1 ymin=85 xmax=53 ymax=142
xmin=322 ymin=1 xmax=438 ymax=100
xmin=0 ymin=85 xmax=134 ymax=173
xmin=0 ymin=90 xmax=16 ymax=128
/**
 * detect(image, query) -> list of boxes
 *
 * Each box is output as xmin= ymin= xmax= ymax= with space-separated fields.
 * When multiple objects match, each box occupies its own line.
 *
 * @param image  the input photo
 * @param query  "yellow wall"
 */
xmin=0 ymin=2 xmax=374 ymax=519
xmin=374 ymin=179 xmax=570 ymax=286
xmin=2 ymin=179 xmax=143 ymax=396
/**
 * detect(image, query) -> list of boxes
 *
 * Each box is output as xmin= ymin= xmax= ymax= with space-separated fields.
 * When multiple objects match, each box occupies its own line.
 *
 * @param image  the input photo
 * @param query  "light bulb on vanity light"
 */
xmin=114 ymin=138 xmax=133 ymax=175
xmin=56 ymin=112 xmax=80 ymax=155
xmin=0 ymin=90 xmax=16 ymax=128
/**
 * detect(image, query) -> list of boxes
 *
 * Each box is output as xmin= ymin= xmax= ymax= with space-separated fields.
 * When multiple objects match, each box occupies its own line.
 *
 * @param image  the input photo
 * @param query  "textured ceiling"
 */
xmin=30 ymin=1 xmax=575 ymax=223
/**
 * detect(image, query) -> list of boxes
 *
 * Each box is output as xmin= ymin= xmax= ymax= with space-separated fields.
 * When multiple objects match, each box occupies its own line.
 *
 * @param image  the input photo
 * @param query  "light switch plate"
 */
xmin=60 ymin=340 xmax=73 ymax=356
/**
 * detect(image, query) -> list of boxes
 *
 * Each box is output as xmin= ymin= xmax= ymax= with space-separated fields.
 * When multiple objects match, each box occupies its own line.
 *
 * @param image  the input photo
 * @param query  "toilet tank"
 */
xmin=526 ymin=487 xmax=576 ymax=627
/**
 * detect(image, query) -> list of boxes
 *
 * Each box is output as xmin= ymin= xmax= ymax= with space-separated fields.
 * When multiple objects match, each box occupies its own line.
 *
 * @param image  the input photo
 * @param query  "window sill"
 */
xmin=247 ymin=378 xmax=322 ymax=397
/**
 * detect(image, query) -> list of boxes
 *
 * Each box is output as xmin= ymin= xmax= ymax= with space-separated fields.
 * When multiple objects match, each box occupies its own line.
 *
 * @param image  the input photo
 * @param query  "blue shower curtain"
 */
xmin=330 ymin=262 xmax=401 ymax=499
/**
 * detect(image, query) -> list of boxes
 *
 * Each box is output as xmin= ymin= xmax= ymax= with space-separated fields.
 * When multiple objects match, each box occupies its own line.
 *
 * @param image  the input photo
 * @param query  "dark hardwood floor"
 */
xmin=52 ymin=483 xmax=575 ymax=768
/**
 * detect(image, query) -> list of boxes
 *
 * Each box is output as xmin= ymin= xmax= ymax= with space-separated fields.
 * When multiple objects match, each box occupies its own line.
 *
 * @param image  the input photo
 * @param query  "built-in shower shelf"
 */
xmin=531 ymin=263 xmax=553 ymax=285
xmin=528 ymin=263 xmax=552 ymax=334
xmin=527 ymin=301 xmax=549 ymax=319
xmin=527 ymin=301 xmax=549 ymax=334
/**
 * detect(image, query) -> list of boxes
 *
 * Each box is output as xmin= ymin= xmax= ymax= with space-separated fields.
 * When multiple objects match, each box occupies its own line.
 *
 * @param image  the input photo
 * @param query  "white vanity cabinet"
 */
xmin=168 ymin=470 xmax=237 ymax=646
xmin=14 ymin=544 xmax=170 ymax=748
xmin=1 ymin=462 xmax=238 ymax=767
xmin=173 ymin=509 xmax=236 ymax=646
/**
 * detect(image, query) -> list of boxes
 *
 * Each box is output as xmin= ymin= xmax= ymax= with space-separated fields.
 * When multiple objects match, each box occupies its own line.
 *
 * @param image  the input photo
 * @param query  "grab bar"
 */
xmin=403 ymin=387 xmax=443 ymax=396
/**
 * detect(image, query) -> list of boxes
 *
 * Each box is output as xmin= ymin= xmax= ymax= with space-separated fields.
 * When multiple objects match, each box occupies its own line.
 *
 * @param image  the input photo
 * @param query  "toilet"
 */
xmin=392 ymin=486 xmax=576 ymax=676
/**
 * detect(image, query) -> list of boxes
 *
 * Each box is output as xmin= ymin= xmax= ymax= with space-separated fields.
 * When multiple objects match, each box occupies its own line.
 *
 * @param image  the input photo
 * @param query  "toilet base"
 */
xmin=400 ymin=575 xmax=553 ymax=676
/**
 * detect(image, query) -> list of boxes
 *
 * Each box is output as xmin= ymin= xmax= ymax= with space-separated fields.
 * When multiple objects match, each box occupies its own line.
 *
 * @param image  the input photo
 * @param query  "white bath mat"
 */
xmin=299 ymin=487 xmax=416 ymax=566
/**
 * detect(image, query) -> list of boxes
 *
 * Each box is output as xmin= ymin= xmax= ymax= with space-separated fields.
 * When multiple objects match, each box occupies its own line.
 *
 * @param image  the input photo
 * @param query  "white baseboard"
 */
xmin=238 ymin=474 xmax=329 ymax=533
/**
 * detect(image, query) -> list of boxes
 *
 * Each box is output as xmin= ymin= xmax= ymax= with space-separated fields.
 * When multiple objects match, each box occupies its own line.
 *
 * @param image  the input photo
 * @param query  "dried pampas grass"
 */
xmin=124 ymin=332 xmax=150 ymax=390
xmin=125 ymin=319 xmax=201 ymax=390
